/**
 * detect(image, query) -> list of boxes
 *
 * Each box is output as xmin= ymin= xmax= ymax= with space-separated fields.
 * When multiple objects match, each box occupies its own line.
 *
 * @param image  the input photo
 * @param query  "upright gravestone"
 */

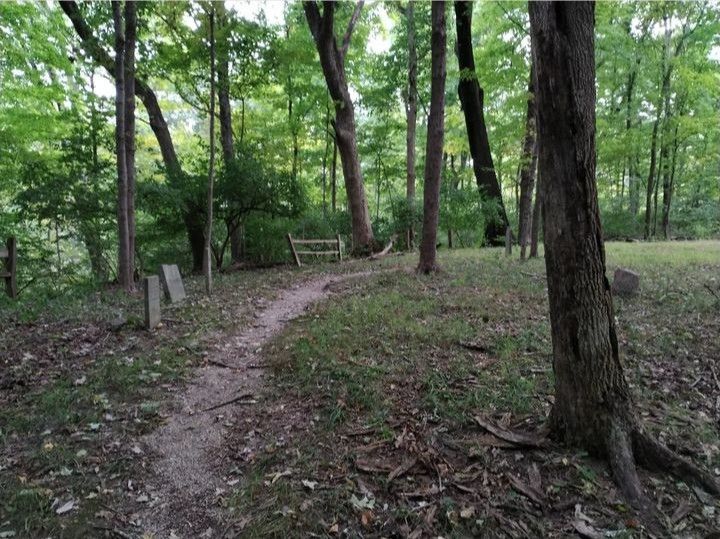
xmin=505 ymin=227 xmax=512 ymax=256
xmin=144 ymin=275 xmax=161 ymax=329
xmin=159 ymin=264 xmax=186 ymax=303
xmin=611 ymin=268 xmax=640 ymax=297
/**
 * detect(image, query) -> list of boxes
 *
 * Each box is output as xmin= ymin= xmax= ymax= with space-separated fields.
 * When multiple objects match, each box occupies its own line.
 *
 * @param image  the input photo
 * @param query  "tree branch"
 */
xmin=303 ymin=1 xmax=322 ymax=44
xmin=341 ymin=0 xmax=365 ymax=56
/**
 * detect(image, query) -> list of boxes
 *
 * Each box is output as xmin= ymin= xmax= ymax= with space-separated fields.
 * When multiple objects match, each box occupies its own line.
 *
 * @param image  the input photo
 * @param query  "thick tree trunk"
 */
xmin=417 ymin=1 xmax=446 ymax=274
xmin=531 ymin=2 xmax=718 ymax=526
xmin=454 ymin=0 xmax=509 ymax=246
xmin=518 ymin=64 xmax=537 ymax=260
xmin=405 ymin=2 xmax=418 ymax=250
xmin=123 ymin=0 xmax=136 ymax=285
xmin=112 ymin=1 xmax=131 ymax=290
xmin=304 ymin=1 xmax=375 ymax=254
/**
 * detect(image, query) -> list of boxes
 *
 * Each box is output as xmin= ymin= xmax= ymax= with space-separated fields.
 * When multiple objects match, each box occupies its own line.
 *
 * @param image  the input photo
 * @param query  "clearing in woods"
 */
xmin=1 ymin=241 xmax=719 ymax=538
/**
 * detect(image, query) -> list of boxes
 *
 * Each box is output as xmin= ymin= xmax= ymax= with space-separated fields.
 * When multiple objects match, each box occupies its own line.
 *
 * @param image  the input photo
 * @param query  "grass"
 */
xmin=230 ymin=240 xmax=720 ymax=537
xmin=2 ymin=241 xmax=719 ymax=537
xmin=0 ymin=260 xmax=352 ymax=537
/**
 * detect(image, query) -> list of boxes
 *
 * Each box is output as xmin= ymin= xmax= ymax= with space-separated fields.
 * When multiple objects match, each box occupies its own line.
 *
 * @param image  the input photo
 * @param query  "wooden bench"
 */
xmin=287 ymin=234 xmax=343 ymax=267
xmin=1 ymin=237 xmax=17 ymax=298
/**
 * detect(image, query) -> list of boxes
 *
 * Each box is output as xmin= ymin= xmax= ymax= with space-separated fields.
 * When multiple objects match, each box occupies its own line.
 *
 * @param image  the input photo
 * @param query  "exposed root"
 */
xmin=632 ymin=427 xmax=720 ymax=496
xmin=606 ymin=421 xmax=663 ymax=533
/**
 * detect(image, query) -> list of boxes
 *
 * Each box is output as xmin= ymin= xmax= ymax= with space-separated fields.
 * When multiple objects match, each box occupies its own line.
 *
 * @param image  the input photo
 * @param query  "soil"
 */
xmin=136 ymin=270 xmax=383 ymax=537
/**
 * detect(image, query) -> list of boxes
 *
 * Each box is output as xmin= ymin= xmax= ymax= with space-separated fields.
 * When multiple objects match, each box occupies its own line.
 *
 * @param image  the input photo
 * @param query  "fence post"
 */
xmin=3 ymin=237 xmax=17 ymax=298
xmin=336 ymin=234 xmax=343 ymax=262
xmin=287 ymin=233 xmax=301 ymax=267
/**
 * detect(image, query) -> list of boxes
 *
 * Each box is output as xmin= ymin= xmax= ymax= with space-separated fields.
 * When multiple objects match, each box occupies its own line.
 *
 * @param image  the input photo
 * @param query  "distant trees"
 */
xmin=531 ymin=0 xmax=718 ymax=524
xmin=303 ymin=1 xmax=375 ymax=254
xmin=454 ymin=1 xmax=509 ymax=245
xmin=417 ymin=1 xmax=446 ymax=274
xmin=402 ymin=2 xmax=418 ymax=250
xmin=517 ymin=64 xmax=537 ymax=260
xmin=111 ymin=0 xmax=135 ymax=291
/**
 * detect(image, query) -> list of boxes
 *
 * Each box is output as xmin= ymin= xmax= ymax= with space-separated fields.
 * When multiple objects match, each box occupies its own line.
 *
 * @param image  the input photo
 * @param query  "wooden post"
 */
xmin=336 ymin=234 xmax=343 ymax=262
xmin=287 ymin=233 xmax=301 ymax=267
xmin=505 ymin=227 xmax=512 ymax=256
xmin=3 ymin=237 xmax=17 ymax=299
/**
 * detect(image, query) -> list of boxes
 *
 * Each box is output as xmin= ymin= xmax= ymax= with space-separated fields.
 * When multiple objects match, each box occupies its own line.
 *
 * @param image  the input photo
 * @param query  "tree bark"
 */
xmin=518 ymin=63 xmax=537 ymax=260
xmin=404 ymin=2 xmax=418 ymax=250
xmin=662 ymin=122 xmax=680 ymax=239
xmin=112 ymin=1 xmax=131 ymax=290
xmin=531 ymin=2 xmax=718 ymax=526
xmin=331 ymin=136 xmax=338 ymax=212
xmin=529 ymin=169 xmax=541 ymax=258
xmin=454 ymin=0 xmax=509 ymax=245
xmin=304 ymin=1 xmax=375 ymax=254
xmin=124 ymin=0 xmax=137 ymax=284
xmin=204 ymin=8 xmax=217 ymax=294
xmin=417 ymin=1 xmax=446 ymax=274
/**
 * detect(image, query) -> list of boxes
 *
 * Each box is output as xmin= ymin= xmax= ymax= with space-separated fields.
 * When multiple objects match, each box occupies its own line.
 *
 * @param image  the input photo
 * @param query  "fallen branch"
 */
xmin=368 ymin=236 xmax=395 ymax=260
xmin=207 ymin=358 xmax=238 ymax=370
xmin=473 ymin=415 xmax=547 ymax=448
xmin=458 ymin=341 xmax=489 ymax=353
xmin=704 ymin=283 xmax=720 ymax=301
xmin=202 ymin=392 xmax=256 ymax=412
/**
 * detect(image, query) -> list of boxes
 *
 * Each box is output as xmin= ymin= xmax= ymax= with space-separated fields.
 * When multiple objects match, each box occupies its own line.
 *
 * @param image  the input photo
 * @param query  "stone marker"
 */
xmin=159 ymin=264 xmax=186 ymax=303
xmin=611 ymin=268 xmax=640 ymax=296
xmin=144 ymin=275 xmax=161 ymax=329
xmin=505 ymin=227 xmax=512 ymax=256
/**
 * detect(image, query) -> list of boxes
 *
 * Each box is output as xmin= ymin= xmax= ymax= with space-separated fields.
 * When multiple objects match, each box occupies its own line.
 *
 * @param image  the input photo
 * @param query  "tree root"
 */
xmin=632 ymin=427 xmax=720 ymax=496
xmin=605 ymin=419 xmax=720 ymax=534
xmin=606 ymin=421 xmax=663 ymax=533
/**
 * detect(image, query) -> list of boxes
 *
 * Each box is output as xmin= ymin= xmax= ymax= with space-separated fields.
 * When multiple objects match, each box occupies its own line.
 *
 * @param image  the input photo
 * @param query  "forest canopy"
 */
xmin=1 ymin=0 xmax=718 ymax=294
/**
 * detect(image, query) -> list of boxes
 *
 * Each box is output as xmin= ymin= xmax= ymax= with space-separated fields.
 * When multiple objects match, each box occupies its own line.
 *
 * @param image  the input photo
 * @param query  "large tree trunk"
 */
xmin=304 ymin=1 xmax=375 ymax=254
xmin=60 ymin=1 xmax=205 ymax=272
xmin=112 ymin=1 xmax=131 ymax=291
xmin=404 ymin=2 xmax=418 ymax=250
xmin=517 ymin=64 xmax=537 ymax=260
xmin=530 ymin=1 xmax=718 ymax=526
xmin=454 ymin=0 xmax=509 ymax=246
xmin=417 ymin=1 xmax=446 ymax=274
xmin=124 ymin=0 xmax=136 ymax=284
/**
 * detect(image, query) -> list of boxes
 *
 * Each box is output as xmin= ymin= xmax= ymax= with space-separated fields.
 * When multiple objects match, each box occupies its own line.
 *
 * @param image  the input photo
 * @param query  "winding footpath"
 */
xmin=136 ymin=270 xmax=379 ymax=537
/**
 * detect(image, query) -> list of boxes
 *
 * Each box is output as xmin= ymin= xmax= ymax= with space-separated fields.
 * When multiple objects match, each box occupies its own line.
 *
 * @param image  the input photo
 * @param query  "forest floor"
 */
xmin=1 ymin=241 xmax=719 ymax=538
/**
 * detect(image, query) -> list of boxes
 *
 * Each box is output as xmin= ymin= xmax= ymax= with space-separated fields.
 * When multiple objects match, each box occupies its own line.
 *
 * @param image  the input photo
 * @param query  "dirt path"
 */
xmin=136 ymin=270 xmax=379 ymax=538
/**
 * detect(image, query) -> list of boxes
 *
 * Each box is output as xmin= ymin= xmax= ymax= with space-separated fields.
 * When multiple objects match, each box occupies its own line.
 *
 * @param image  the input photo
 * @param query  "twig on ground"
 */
xmin=202 ymin=392 xmax=256 ymax=412
xmin=473 ymin=415 xmax=547 ymax=448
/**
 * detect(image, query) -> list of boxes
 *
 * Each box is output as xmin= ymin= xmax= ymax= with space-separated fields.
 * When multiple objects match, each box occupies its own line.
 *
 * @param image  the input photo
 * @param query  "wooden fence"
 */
xmin=287 ymin=234 xmax=343 ymax=267
xmin=1 ymin=237 xmax=17 ymax=298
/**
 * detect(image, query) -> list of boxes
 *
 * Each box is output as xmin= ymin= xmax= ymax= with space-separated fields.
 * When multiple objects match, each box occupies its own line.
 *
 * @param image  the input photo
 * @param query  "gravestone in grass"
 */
xmin=611 ymin=268 xmax=640 ymax=297
xmin=159 ymin=264 xmax=186 ymax=303
xmin=144 ymin=275 xmax=161 ymax=329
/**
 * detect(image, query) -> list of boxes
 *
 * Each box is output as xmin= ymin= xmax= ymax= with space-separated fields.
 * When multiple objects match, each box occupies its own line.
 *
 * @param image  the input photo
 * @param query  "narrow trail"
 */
xmin=137 ymin=270 xmax=380 ymax=538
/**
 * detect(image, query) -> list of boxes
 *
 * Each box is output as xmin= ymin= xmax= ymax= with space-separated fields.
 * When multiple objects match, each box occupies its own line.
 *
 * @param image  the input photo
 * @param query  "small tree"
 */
xmin=417 ymin=1 xmax=446 ymax=274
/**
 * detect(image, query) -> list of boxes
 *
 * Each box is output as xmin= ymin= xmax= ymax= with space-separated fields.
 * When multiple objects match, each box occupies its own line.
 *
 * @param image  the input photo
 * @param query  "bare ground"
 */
xmin=136 ymin=270 xmax=385 ymax=538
